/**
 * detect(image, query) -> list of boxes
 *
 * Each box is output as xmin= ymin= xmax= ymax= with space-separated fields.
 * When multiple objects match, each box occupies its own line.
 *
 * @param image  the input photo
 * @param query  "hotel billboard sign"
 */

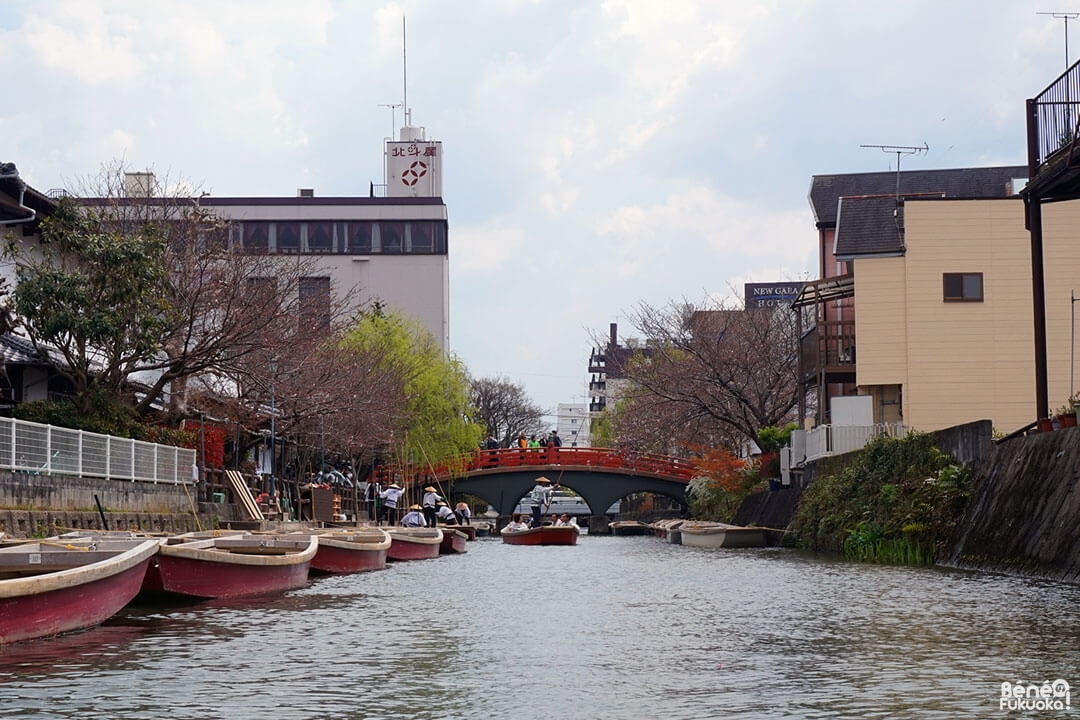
xmin=744 ymin=282 xmax=805 ymax=309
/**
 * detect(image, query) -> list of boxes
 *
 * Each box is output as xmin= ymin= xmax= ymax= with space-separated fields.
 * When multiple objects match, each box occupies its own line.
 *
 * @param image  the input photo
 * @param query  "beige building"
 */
xmin=842 ymin=195 xmax=1080 ymax=433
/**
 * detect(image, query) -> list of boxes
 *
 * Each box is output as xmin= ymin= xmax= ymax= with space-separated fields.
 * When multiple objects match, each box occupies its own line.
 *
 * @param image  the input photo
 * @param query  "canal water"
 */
xmin=2 ymin=535 xmax=1078 ymax=719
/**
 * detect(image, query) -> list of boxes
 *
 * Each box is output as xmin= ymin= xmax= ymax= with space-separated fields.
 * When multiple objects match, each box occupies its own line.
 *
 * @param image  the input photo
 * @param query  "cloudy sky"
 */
xmin=0 ymin=1 xmax=1068 ymax=417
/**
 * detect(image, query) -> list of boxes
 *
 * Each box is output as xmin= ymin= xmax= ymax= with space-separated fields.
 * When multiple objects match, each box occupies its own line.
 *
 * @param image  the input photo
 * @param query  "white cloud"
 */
xmin=452 ymin=221 xmax=526 ymax=274
xmin=0 ymin=0 xmax=1069 ymax=415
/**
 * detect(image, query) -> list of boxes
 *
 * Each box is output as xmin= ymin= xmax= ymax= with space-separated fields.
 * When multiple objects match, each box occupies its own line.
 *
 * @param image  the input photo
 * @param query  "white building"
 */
xmin=557 ymin=402 xmax=591 ymax=447
xmin=198 ymin=122 xmax=449 ymax=349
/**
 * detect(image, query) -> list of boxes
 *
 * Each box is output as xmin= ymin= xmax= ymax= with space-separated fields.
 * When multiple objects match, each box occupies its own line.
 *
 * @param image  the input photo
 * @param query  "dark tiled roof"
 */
xmin=808 ymin=165 xmax=1028 ymax=227
xmin=0 ymin=162 xmax=57 ymax=223
xmin=834 ymin=195 xmax=907 ymax=258
xmin=0 ymin=334 xmax=47 ymax=365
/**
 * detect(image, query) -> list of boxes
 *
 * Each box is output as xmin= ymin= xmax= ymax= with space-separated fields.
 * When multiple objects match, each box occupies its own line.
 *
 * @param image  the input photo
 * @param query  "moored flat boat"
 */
xmin=0 ymin=537 xmax=159 ymax=645
xmin=609 ymin=520 xmax=653 ymax=536
xmin=280 ymin=528 xmax=390 ymax=574
xmin=500 ymin=525 xmax=579 ymax=546
xmin=649 ymin=518 xmax=678 ymax=538
xmin=145 ymin=533 xmax=317 ymax=599
xmin=439 ymin=529 xmax=468 ymax=554
xmin=679 ymin=522 xmax=766 ymax=549
xmin=385 ymin=527 xmax=443 ymax=561
xmin=439 ymin=523 xmax=477 ymax=541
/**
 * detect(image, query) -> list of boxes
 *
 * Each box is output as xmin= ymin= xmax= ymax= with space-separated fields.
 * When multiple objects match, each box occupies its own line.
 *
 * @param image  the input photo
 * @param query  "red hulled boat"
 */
xmin=439 ymin=523 xmax=477 ymax=541
xmin=500 ymin=525 xmax=579 ymax=546
xmin=385 ymin=527 xmax=443 ymax=561
xmin=0 ymin=537 xmax=159 ymax=645
xmin=143 ymin=532 xmax=316 ymax=600
xmin=439 ymin=528 xmax=468 ymax=554
xmin=280 ymin=528 xmax=390 ymax=574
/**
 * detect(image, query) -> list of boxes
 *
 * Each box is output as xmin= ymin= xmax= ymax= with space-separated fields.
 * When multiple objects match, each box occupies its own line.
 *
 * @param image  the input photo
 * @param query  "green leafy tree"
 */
xmin=7 ymin=196 xmax=173 ymax=416
xmin=341 ymin=309 xmax=482 ymax=468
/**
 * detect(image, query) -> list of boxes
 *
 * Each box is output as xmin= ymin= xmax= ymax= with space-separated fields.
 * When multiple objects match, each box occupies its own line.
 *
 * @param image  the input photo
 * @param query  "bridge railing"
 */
xmin=435 ymin=446 xmax=698 ymax=482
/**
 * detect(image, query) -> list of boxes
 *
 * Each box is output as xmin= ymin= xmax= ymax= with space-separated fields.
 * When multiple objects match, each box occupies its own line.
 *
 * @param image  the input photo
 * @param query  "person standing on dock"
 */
xmin=365 ymin=478 xmax=381 ymax=522
xmin=379 ymin=483 xmax=402 ymax=526
xmin=422 ymin=485 xmax=442 ymax=528
xmin=529 ymin=476 xmax=552 ymax=528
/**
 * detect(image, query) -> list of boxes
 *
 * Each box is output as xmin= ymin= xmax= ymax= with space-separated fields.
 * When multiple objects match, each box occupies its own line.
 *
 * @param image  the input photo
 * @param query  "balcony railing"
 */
xmin=1028 ymin=59 xmax=1080 ymax=174
xmin=798 ymin=422 xmax=907 ymax=464
xmin=800 ymin=319 xmax=857 ymax=381
xmin=0 ymin=417 xmax=196 ymax=484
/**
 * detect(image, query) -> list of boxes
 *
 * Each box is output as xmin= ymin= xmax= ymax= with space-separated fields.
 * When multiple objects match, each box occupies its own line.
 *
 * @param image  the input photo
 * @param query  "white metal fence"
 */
xmin=0 ymin=417 xmax=196 ymax=484
xmin=802 ymin=422 xmax=907 ymax=463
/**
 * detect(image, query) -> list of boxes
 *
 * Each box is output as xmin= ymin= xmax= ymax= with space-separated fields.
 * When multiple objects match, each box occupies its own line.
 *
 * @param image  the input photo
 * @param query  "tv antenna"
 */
xmin=1038 ymin=11 xmax=1080 ymax=68
xmin=860 ymin=142 xmax=929 ymax=207
xmin=378 ymin=103 xmax=402 ymax=141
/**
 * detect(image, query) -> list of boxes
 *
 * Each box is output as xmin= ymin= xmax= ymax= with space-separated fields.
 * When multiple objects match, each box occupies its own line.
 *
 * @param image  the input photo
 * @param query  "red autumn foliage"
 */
xmin=688 ymin=444 xmax=747 ymax=493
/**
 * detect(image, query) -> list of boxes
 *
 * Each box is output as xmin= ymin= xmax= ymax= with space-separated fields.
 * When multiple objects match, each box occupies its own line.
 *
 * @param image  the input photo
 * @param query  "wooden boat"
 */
xmin=439 ymin=523 xmax=477 ymax=541
xmin=473 ymin=521 xmax=493 ymax=538
xmin=439 ymin=528 xmax=468 ymax=554
xmin=144 ymin=532 xmax=317 ymax=599
xmin=500 ymin=525 xmax=579 ymax=546
xmin=679 ymin=522 xmax=766 ymax=549
xmin=279 ymin=528 xmax=390 ymax=574
xmin=609 ymin=520 xmax=653 ymax=536
xmin=0 ymin=536 xmax=159 ymax=645
xmin=385 ymin=527 xmax=443 ymax=561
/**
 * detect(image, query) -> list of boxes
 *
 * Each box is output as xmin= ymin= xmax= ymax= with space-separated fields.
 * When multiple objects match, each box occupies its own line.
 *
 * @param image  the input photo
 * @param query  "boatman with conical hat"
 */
xmin=529 ymin=476 xmax=552 ymax=529
xmin=400 ymin=504 xmax=426 ymax=527
xmin=422 ymin=485 xmax=442 ymax=528
xmin=379 ymin=483 xmax=403 ymax=526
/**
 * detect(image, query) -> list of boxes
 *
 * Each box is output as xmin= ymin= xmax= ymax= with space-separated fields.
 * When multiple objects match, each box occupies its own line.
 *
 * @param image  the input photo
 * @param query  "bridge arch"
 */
xmin=427 ymin=448 xmax=695 ymax=523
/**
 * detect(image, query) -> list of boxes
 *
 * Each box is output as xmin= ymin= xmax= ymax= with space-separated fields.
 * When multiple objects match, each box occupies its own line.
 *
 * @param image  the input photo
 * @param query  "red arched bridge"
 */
xmin=406 ymin=447 xmax=698 ymax=521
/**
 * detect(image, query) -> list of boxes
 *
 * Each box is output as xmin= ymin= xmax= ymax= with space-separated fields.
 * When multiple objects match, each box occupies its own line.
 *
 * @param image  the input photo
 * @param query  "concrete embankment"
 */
xmin=943 ymin=426 xmax=1080 ymax=584
xmin=0 ymin=470 xmax=223 ymax=537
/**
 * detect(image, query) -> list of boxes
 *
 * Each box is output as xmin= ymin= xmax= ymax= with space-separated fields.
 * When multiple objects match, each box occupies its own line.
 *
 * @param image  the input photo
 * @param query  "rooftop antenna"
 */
xmin=1038 ymin=11 xmax=1080 ymax=68
xmin=402 ymin=15 xmax=409 ymax=130
xmin=378 ymin=103 xmax=402 ymax=140
xmin=859 ymin=142 xmax=929 ymax=207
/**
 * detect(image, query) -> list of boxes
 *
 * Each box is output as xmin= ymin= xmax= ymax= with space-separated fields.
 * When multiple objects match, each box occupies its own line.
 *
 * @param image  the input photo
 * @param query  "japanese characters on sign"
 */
xmin=386 ymin=141 xmax=443 ymax=197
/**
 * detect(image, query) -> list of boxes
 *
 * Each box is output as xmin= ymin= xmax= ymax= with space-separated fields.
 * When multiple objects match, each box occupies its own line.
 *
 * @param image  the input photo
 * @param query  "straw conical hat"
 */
xmin=535 ymin=476 xmax=551 ymax=484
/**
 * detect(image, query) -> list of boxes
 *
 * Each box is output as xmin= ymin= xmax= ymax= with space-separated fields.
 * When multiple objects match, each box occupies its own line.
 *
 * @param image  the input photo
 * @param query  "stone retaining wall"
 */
xmin=0 ymin=470 xmax=193 ymax=514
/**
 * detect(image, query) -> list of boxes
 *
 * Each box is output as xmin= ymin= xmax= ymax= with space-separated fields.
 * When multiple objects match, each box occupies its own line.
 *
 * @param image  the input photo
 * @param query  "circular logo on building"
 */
xmin=401 ymin=161 xmax=428 ymax=186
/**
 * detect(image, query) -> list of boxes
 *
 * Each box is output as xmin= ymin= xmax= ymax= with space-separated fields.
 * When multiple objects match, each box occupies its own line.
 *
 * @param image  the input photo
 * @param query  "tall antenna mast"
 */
xmin=1038 ymin=11 xmax=1080 ymax=68
xmin=859 ymin=142 xmax=929 ymax=207
xmin=402 ymin=15 xmax=408 ymax=129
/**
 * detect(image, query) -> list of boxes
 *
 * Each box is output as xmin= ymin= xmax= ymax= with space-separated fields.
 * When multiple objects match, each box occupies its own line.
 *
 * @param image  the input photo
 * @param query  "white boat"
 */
xmin=679 ymin=522 xmax=766 ymax=549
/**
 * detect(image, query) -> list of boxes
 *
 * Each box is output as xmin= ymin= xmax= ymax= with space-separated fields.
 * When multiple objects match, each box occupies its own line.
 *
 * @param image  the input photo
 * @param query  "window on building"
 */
xmin=943 ymin=272 xmax=983 ymax=302
xmin=300 ymin=276 xmax=331 ymax=332
xmin=345 ymin=222 xmax=373 ymax=254
xmin=276 ymin=222 xmax=300 ymax=253
xmin=245 ymin=276 xmax=276 ymax=304
xmin=380 ymin=222 xmax=404 ymax=253
xmin=410 ymin=222 xmax=434 ymax=252
xmin=242 ymin=222 xmax=269 ymax=253
xmin=307 ymin=222 xmax=332 ymax=253
xmin=200 ymin=225 xmax=231 ymax=252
